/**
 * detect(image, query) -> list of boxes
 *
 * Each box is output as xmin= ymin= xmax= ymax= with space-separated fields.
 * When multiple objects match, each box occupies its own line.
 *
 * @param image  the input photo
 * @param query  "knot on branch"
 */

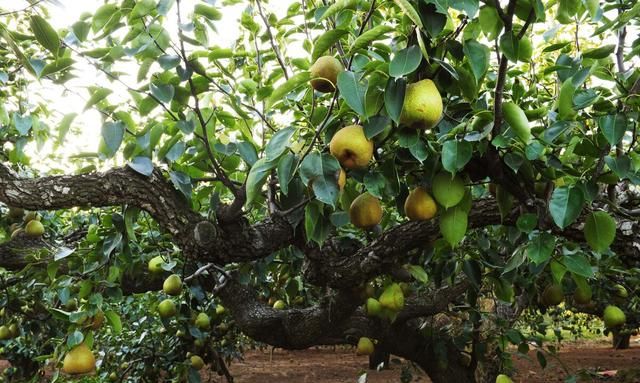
xmin=194 ymin=220 xmax=217 ymax=247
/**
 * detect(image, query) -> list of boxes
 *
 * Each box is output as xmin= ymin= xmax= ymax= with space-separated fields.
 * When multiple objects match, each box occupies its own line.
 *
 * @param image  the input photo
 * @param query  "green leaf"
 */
xmin=440 ymin=206 xmax=468 ymax=247
xmin=451 ymin=0 xmax=479 ymax=17
xmin=304 ymin=200 xmax=331 ymax=246
xmin=194 ymin=4 xmax=222 ymax=20
xmin=158 ymin=54 xmax=181 ymax=70
xmin=277 ymin=153 xmax=297 ymax=196
xmin=479 ymin=6 xmax=503 ymax=40
xmin=337 ymin=71 xmax=367 ymax=116
xmin=364 ymin=171 xmax=386 ymax=199
xmin=265 ymin=127 xmax=295 ymax=161
xmin=85 ymin=87 xmax=113 ymax=111
xmin=364 ymin=115 xmax=391 ymax=139
xmin=604 ymin=155 xmax=630 ymax=179
xmin=583 ymin=44 xmax=615 ymax=59
xmin=499 ymin=31 xmax=519 ymax=62
xmin=57 ymin=113 xmax=78 ymax=144
xmin=441 ymin=140 xmax=472 ymax=174
xmin=101 ymin=121 xmax=125 ymax=154
xmin=128 ymin=156 xmax=154 ymax=176
xmin=312 ymin=29 xmax=348 ymax=61
xmin=13 ymin=113 xmax=33 ymax=136
xmin=299 ymin=153 xmax=341 ymax=207
xmin=318 ymin=0 xmax=358 ymax=22
xmin=349 ymin=25 xmax=393 ymax=54
xmin=562 ymin=254 xmax=593 ymax=278
xmin=493 ymin=277 xmax=514 ymax=302
xmin=245 ymin=157 xmax=277 ymax=207
xmin=67 ymin=330 xmax=84 ymax=348
xmin=384 ymin=77 xmax=406 ymax=124
xmin=150 ymin=83 xmax=175 ymax=103
xmin=266 ymin=71 xmax=311 ymax=108
xmin=599 ymin=114 xmax=628 ymax=146
xmin=105 ymin=310 xmax=122 ymax=334
xmin=526 ymin=232 xmax=556 ymax=264
xmin=393 ymin=0 xmax=423 ymax=28
xmin=516 ymin=213 xmax=538 ymax=233
xmin=30 ymin=15 xmax=60 ymax=57
xmin=406 ymin=265 xmax=429 ymax=284
xmin=463 ymin=259 xmax=482 ymax=287
xmin=389 ymin=45 xmax=422 ymax=77
xmin=584 ymin=211 xmax=616 ymax=252
xmin=40 ymin=57 xmax=74 ymax=77
xmin=549 ymin=186 xmax=584 ymax=229
xmin=463 ymin=40 xmax=489 ymax=80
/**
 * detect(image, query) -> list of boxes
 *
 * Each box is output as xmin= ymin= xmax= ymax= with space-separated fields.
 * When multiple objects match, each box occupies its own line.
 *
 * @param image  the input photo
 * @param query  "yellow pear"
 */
xmin=25 ymin=220 xmax=45 ymax=237
xmin=190 ymin=355 xmax=205 ymax=370
xmin=400 ymin=79 xmax=443 ymax=129
xmin=163 ymin=274 xmax=182 ymax=296
xmin=62 ymin=343 xmax=96 ymax=375
xmin=273 ymin=300 xmax=286 ymax=310
xmin=329 ymin=125 xmax=374 ymax=169
xmin=158 ymin=299 xmax=177 ymax=318
xmin=356 ymin=337 xmax=374 ymax=355
xmin=309 ymin=55 xmax=344 ymax=93
xmin=404 ymin=187 xmax=437 ymax=221
xmin=215 ymin=305 xmax=225 ymax=315
xmin=0 ymin=326 xmax=10 ymax=340
xmin=337 ymin=168 xmax=347 ymax=191
xmin=349 ymin=193 xmax=383 ymax=229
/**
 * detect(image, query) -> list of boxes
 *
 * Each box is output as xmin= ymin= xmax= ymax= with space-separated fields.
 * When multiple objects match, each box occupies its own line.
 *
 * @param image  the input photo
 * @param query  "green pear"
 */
xmin=195 ymin=313 xmax=210 ymax=330
xmin=496 ymin=374 xmax=513 ymax=383
xmin=190 ymin=355 xmax=205 ymax=370
xmin=379 ymin=283 xmax=404 ymax=312
xmin=573 ymin=284 xmax=592 ymax=304
xmin=163 ymin=274 xmax=182 ymax=296
xmin=400 ymin=79 xmax=443 ymax=129
xmin=541 ymin=284 xmax=564 ymax=306
xmin=603 ymin=305 xmax=625 ymax=328
xmin=365 ymin=298 xmax=382 ymax=317
xmin=158 ymin=299 xmax=177 ymax=318
xmin=0 ymin=326 xmax=10 ymax=340
xmin=356 ymin=337 xmax=374 ymax=355
xmin=25 ymin=220 xmax=45 ymax=237
xmin=273 ymin=300 xmax=286 ymax=310
xmin=148 ymin=256 xmax=165 ymax=274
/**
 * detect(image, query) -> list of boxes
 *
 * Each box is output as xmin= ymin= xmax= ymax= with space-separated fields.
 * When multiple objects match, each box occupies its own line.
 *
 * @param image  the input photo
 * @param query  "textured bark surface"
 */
xmin=1 ymin=161 xmax=639 ymax=383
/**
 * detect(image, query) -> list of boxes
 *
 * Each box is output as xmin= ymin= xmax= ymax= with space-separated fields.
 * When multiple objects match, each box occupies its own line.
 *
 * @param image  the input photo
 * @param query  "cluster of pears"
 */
xmin=0 ymin=321 xmax=19 ymax=341
xmin=364 ymin=283 xmax=405 ymax=322
xmin=309 ymin=56 xmax=444 ymax=132
xmin=5 ymin=208 xmax=45 ymax=239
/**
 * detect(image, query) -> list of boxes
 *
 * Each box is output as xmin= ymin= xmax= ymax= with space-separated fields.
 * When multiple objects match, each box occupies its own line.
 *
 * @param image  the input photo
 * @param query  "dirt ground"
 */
xmin=226 ymin=337 xmax=640 ymax=383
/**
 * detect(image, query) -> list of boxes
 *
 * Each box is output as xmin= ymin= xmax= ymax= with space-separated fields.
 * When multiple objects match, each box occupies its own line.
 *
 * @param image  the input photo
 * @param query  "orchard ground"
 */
xmin=231 ymin=338 xmax=640 ymax=383
xmin=2 ymin=336 xmax=638 ymax=382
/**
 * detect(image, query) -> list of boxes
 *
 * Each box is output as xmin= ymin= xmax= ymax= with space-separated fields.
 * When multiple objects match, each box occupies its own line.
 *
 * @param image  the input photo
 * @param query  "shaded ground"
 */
xmin=1 ymin=337 xmax=639 ymax=382
xmin=228 ymin=337 xmax=640 ymax=383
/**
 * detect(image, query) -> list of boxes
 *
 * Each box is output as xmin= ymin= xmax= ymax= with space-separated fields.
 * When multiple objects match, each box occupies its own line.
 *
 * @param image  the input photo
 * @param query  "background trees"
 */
xmin=0 ymin=0 xmax=638 ymax=382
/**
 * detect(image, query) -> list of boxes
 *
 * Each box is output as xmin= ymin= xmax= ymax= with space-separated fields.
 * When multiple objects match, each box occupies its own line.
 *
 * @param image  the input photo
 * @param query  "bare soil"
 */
xmin=227 ymin=337 xmax=640 ymax=383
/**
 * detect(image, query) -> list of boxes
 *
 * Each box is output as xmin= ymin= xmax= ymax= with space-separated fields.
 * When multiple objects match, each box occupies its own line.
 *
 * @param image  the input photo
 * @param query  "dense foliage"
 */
xmin=0 ymin=0 xmax=638 ymax=382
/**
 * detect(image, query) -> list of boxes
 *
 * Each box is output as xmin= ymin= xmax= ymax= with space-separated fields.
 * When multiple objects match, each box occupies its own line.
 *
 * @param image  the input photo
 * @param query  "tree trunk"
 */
xmin=612 ymin=331 xmax=631 ymax=349
xmin=368 ymin=349 xmax=389 ymax=370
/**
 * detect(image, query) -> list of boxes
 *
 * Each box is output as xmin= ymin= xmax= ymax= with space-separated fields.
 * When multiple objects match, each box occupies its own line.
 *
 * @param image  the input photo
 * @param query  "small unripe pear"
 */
xmin=273 ymin=300 xmax=286 ymax=310
xmin=158 ymin=299 xmax=177 ymax=318
xmin=25 ymin=220 xmax=45 ymax=237
xmin=195 ymin=313 xmax=211 ymax=330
